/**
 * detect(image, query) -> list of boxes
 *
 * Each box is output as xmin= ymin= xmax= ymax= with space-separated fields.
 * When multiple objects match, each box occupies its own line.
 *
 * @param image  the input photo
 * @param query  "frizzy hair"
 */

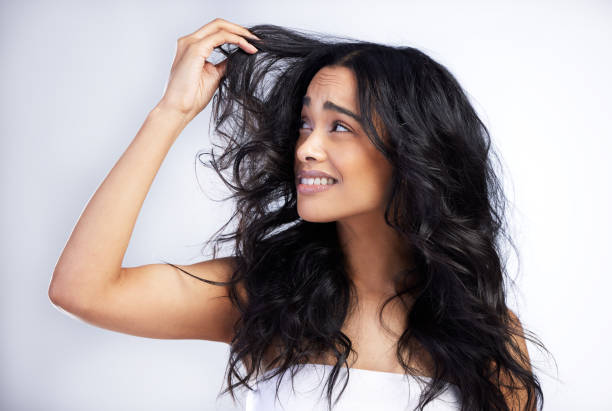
xmin=161 ymin=24 xmax=554 ymax=411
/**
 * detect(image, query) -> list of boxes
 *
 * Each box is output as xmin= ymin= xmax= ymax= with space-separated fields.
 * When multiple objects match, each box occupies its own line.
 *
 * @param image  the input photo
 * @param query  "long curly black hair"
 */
xmin=163 ymin=24 xmax=554 ymax=411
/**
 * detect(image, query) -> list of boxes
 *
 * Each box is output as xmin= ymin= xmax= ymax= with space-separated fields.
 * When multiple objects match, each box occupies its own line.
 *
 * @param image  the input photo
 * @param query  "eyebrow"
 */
xmin=302 ymin=96 xmax=362 ymax=122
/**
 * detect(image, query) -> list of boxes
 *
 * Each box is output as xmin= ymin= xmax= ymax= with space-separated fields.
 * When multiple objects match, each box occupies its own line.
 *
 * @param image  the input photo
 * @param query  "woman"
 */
xmin=49 ymin=18 xmax=549 ymax=411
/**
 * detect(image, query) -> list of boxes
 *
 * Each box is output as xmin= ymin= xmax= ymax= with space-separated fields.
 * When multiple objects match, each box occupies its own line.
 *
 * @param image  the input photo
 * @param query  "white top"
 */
xmin=244 ymin=363 xmax=461 ymax=411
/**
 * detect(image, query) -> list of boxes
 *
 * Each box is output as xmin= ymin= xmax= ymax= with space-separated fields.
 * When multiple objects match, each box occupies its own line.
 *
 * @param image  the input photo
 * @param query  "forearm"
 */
xmin=49 ymin=103 xmax=188 ymax=304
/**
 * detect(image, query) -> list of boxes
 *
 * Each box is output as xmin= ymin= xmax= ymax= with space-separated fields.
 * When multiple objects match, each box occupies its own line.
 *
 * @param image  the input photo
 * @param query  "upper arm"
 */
xmin=500 ymin=309 xmax=536 ymax=411
xmin=52 ymin=257 xmax=246 ymax=343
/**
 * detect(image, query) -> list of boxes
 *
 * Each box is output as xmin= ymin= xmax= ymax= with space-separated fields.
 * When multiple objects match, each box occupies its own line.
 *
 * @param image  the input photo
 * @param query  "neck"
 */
xmin=336 ymin=210 xmax=417 ymax=302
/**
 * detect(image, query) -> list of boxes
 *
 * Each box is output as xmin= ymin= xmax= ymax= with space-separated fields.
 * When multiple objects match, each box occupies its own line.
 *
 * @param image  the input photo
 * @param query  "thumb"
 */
xmin=214 ymin=58 xmax=228 ymax=79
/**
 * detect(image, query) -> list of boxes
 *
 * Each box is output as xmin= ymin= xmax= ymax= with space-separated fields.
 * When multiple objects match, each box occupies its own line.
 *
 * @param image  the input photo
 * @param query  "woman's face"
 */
xmin=294 ymin=65 xmax=393 ymax=223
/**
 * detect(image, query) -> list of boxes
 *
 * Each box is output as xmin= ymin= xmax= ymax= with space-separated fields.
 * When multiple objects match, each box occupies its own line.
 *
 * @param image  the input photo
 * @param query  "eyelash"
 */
xmin=298 ymin=118 xmax=352 ymax=133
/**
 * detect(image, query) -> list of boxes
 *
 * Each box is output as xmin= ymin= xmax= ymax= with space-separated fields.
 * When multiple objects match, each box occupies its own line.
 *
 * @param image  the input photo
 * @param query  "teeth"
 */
xmin=300 ymin=177 xmax=337 ymax=185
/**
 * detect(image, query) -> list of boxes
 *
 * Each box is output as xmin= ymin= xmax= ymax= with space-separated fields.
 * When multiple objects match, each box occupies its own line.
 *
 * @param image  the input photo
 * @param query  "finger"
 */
xmin=213 ymin=58 xmax=228 ymax=78
xmin=192 ymin=29 xmax=258 ymax=57
xmin=187 ymin=18 xmax=260 ymax=42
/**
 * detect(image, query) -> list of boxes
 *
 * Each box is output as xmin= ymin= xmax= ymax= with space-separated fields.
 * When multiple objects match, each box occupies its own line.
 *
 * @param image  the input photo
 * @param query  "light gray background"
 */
xmin=1 ymin=0 xmax=610 ymax=410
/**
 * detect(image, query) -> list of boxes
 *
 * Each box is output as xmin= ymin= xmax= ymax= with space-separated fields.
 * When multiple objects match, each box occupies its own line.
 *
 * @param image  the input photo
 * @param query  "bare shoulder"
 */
xmin=500 ymin=308 xmax=536 ymax=411
xmin=507 ymin=309 xmax=530 ymax=363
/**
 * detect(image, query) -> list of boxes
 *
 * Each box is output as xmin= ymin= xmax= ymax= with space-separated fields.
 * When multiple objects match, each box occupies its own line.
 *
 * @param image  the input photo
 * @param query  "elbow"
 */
xmin=48 ymin=279 xmax=68 ymax=308
xmin=48 ymin=269 xmax=109 ymax=315
xmin=48 ymin=271 xmax=78 ymax=310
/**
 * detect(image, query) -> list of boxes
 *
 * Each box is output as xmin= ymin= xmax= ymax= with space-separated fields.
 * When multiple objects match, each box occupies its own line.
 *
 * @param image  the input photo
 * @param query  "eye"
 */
xmin=298 ymin=118 xmax=352 ymax=133
xmin=332 ymin=122 xmax=351 ymax=133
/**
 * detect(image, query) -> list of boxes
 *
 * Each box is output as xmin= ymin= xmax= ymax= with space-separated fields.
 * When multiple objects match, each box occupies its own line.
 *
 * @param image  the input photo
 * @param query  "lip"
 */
xmin=296 ymin=170 xmax=339 ymax=195
xmin=297 ymin=180 xmax=337 ymax=195
xmin=295 ymin=168 xmax=340 ymax=195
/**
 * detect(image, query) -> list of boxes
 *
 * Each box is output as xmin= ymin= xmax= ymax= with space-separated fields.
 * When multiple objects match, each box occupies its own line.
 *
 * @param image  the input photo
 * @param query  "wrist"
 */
xmin=150 ymin=100 xmax=191 ymax=128
xmin=139 ymin=103 xmax=190 ymax=144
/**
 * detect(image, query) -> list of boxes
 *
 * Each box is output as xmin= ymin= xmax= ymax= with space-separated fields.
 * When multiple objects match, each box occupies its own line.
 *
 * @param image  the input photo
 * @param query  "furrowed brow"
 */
xmin=302 ymin=96 xmax=362 ymax=123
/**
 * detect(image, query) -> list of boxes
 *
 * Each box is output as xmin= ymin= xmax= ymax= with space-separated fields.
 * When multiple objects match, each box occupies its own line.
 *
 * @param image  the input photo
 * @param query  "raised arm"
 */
xmin=48 ymin=18 xmax=259 ymax=342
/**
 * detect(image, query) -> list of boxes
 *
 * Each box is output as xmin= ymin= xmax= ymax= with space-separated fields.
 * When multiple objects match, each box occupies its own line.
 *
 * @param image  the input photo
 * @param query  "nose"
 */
xmin=295 ymin=129 xmax=327 ymax=163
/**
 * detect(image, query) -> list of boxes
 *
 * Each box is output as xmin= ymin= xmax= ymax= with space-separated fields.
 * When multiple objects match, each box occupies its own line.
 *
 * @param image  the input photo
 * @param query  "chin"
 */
xmin=298 ymin=214 xmax=337 ymax=223
xmin=297 ymin=207 xmax=340 ymax=223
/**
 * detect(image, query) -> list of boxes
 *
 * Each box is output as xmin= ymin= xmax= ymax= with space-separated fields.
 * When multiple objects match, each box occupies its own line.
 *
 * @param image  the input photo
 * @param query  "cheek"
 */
xmin=337 ymin=148 xmax=391 ymax=200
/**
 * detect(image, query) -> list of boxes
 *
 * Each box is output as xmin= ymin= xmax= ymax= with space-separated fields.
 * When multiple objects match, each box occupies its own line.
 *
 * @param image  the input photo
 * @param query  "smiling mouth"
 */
xmin=297 ymin=177 xmax=339 ymax=186
xmin=296 ymin=177 xmax=339 ymax=195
